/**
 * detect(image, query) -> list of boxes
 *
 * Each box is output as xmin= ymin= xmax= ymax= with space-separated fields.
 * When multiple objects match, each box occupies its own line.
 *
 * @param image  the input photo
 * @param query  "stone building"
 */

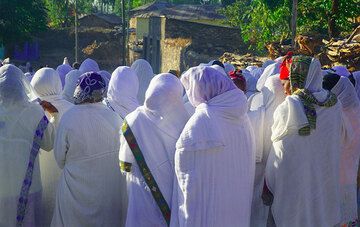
xmin=128 ymin=1 xmax=243 ymax=74
xmin=79 ymin=13 xmax=122 ymax=29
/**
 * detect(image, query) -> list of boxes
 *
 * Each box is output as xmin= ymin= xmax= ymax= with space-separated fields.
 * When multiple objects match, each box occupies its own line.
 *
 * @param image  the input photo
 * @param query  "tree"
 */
xmin=222 ymin=0 xmax=360 ymax=53
xmin=0 ymin=0 xmax=48 ymax=48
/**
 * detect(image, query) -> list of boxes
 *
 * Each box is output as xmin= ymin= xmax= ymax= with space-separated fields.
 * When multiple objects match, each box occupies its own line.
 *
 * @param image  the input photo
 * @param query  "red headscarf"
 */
xmin=279 ymin=51 xmax=293 ymax=80
xmin=229 ymin=70 xmax=246 ymax=83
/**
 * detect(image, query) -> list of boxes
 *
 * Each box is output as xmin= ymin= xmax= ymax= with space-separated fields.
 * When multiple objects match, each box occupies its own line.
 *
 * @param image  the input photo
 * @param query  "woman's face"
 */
xmin=281 ymin=79 xmax=291 ymax=96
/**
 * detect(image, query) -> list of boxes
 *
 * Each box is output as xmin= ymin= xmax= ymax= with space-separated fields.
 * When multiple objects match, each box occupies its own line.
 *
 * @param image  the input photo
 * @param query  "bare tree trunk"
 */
xmin=328 ymin=0 xmax=339 ymax=38
xmin=291 ymin=0 xmax=298 ymax=48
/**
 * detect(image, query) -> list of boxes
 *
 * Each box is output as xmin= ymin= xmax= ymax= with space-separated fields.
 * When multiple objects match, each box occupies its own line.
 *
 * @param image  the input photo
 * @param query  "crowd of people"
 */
xmin=0 ymin=53 xmax=359 ymax=227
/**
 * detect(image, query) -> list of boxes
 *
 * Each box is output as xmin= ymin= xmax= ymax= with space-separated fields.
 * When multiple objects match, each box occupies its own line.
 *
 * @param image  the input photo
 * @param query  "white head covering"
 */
xmin=262 ymin=60 xmax=276 ymax=69
xmin=31 ymin=68 xmax=62 ymax=99
xmin=144 ymin=73 xmax=189 ymax=137
xmin=271 ymin=58 xmax=329 ymax=142
xmin=98 ymin=70 xmax=111 ymax=91
xmin=131 ymin=59 xmax=154 ymax=104
xmin=56 ymin=64 xmax=73 ymax=87
xmin=210 ymin=65 xmax=227 ymax=77
xmin=79 ymin=58 xmax=100 ymax=73
xmin=62 ymin=69 xmax=82 ymax=103
xmin=332 ymin=65 xmax=351 ymax=77
xmin=107 ymin=66 xmax=139 ymax=119
xmin=242 ymin=69 xmax=257 ymax=97
xmin=256 ymin=62 xmax=280 ymax=91
xmin=352 ymin=71 xmax=360 ymax=100
xmin=246 ymin=66 xmax=258 ymax=72
xmin=63 ymin=57 xmax=70 ymax=65
xmin=181 ymin=66 xmax=236 ymax=107
xmin=331 ymin=76 xmax=360 ymax=110
xmin=0 ymin=64 xmax=37 ymax=107
xmin=224 ymin=63 xmax=235 ymax=75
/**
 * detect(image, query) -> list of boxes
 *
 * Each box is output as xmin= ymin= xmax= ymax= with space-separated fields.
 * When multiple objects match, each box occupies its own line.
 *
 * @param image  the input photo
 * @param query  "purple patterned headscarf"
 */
xmin=73 ymin=72 xmax=106 ymax=104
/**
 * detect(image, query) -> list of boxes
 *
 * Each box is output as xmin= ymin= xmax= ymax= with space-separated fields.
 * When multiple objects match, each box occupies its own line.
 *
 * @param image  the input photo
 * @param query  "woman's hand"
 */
xmin=40 ymin=100 xmax=58 ymax=114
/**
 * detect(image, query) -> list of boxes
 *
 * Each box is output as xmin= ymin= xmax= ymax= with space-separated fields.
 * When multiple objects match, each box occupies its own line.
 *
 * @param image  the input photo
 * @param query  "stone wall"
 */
xmin=160 ymin=38 xmax=191 ymax=73
xmin=164 ymin=18 xmax=243 ymax=55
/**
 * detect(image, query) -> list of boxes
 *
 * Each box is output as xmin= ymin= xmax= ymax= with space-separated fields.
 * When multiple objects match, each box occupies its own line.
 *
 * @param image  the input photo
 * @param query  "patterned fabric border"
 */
xmin=341 ymin=219 xmax=359 ymax=227
xmin=122 ymin=120 xmax=171 ymax=226
xmin=290 ymin=55 xmax=337 ymax=136
xmin=16 ymin=115 xmax=49 ymax=226
xmin=119 ymin=160 xmax=132 ymax=172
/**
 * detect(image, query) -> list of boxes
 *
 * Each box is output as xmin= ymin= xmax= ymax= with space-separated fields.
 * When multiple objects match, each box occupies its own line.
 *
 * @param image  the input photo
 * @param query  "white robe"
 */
xmin=175 ymin=66 xmax=255 ymax=227
xmin=131 ymin=59 xmax=154 ymax=105
xmin=332 ymin=77 xmax=360 ymax=223
xmin=105 ymin=66 xmax=139 ymax=119
xmin=61 ymin=70 xmax=82 ymax=103
xmin=0 ymin=103 xmax=54 ymax=226
xmin=353 ymin=71 xmax=360 ymax=101
xmin=247 ymin=75 xmax=285 ymax=227
xmin=119 ymin=73 xmax=189 ymax=227
xmin=31 ymin=67 xmax=74 ymax=226
xmin=51 ymin=103 xmax=126 ymax=226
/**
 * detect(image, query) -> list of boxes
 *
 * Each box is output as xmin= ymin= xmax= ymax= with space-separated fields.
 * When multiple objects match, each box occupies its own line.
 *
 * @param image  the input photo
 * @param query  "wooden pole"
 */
xmin=291 ymin=0 xmax=298 ymax=48
xmin=75 ymin=0 xmax=78 ymax=62
xmin=121 ymin=0 xmax=126 ymax=65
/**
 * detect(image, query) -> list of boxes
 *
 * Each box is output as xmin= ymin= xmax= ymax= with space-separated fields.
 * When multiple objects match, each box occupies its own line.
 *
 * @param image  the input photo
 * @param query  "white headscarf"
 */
xmin=31 ymin=68 xmax=62 ymax=100
xmin=210 ymin=65 xmax=227 ymax=77
xmin=79 ymin=58 xmax=100 ymax=73
xmin=332 ymin=65 xmax=351 ymax=77
xmin=131 ymin=59 xmax=154 ymax=105
xmin=331 ymin=76 xmax=360 ymax=110
xmin=56 ymin=64 xmax=73 ymax=87
xmin=107 ymin=66 xmax=139 ymax=119
xmin=224 ymin=63 xmax=235 ymax=75
xmin=262 ymin=60 xmax=276 ymax=69
xmin=242 ymin=69 xmax=257 ymax=98
xmin=352 ymin=71 xmax=360 ymax=101
xmin=62 ymin=69 xmax=82 ymax=103
xmin=144 ymin=73 xmax=189 ymax=138
xmin=256 ymin=62 xmax=280 ymax=91
xmin=181 ymin=66 xmax=236 ymax=107
xmin=271 ymin=58 xmax=329 ymax=142
xmin=0 ymin=64 xmax=37 ymax=107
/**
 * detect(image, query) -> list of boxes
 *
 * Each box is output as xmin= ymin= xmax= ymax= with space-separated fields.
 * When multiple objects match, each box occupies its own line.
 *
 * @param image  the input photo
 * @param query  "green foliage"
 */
xmin=0 ymin=0 xmax=48 ymax=46
xmin=222 ymin=0 xmax=360 ymax=53
xmin=221 ymin=0 xmax=290 ymax=53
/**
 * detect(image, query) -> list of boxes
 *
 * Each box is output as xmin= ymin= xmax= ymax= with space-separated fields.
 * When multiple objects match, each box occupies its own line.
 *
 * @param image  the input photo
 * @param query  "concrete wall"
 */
xmin=136 ymin=18 xmax=150 ymax=40
xmin=160 ymin=38 xmax=191 ymax=73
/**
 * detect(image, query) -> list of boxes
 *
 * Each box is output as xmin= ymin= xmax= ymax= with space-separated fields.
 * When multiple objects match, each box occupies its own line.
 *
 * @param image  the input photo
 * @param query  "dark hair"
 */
xmin=322 ymin=73 xmax=340 ymax=91
xmin=212 ymin=60 xmax=225 ymax=69
xmin=73 ymin=62 xmax=80 ymax=69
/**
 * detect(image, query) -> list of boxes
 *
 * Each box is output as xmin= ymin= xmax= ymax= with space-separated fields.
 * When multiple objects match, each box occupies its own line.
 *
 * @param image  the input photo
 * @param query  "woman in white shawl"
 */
xmin=56 ymin=64 xmax=72 ymax=88
xmin=131 ymin=59 xmax=154 ymax=105
xmin=247 ymin=75 xmax=286 ymax=227
xmin=0 ymin=64 xmax=55 ymax=226
xmin=175 ymin=66 xmax=255 ymax=227
xmin=79 ymin=58 xmax=100 ymax=73
xmin=62 ymin=69 xmax=82 ymax=103
xmin=119 ymin=73 xmax=189 ymax=227
xmin=52 ymin=72 xmax=126 ymax=226
xmin=30 ymin=67 xmax=73 ymax=226
xmin=323 ymin=74 xmax=360 ymax=225
xmin=352 ymin=71 xmax=360 ymax=100
xmin=105 ymin=66 xmax=139 ymax=120
xmin=265 ymin=56 xmax=343 ymax=227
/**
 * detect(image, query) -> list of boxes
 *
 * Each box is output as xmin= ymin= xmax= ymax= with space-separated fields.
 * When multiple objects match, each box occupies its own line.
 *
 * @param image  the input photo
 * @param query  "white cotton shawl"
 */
xmin=352 ymin=71 xmax=360 ymax=101
xmin=79 ymin=58 xmax=99 ymax=73
xmin=119 ymin=73 xmax=189 ymax=227
xmin=333 ymin=65 xmax=351 ymax=77
xmin=266 ymin=58 xmax=343 ymax=227
xmin=243 ymin=69 xmax=258 ymax=98
xmin=175 ymin=66 xmax=255 ymax=227
xmin=56 ymin=64 xmax=73 ymax=87
xmin=256 ymin=62 xmax=280 ymax=91
xmin=332 ymin=76 xmax=360 ymax=223
xmin=247 ymin=75 xmax=285 ymax=227
xmin=30 ymin=67 xmax=73 ymax=225
xmin=106 ymin=66 xmax=139 ymax=119
xmin=61 ymin=70 xmax=82 ymax=103
xmin=131 ymin=59 xmax=154 ymax=105
xmin=0 ymin=65 xmax=54 ymax=226
xmin=271 ymin=58 xmax=329 ymax=142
